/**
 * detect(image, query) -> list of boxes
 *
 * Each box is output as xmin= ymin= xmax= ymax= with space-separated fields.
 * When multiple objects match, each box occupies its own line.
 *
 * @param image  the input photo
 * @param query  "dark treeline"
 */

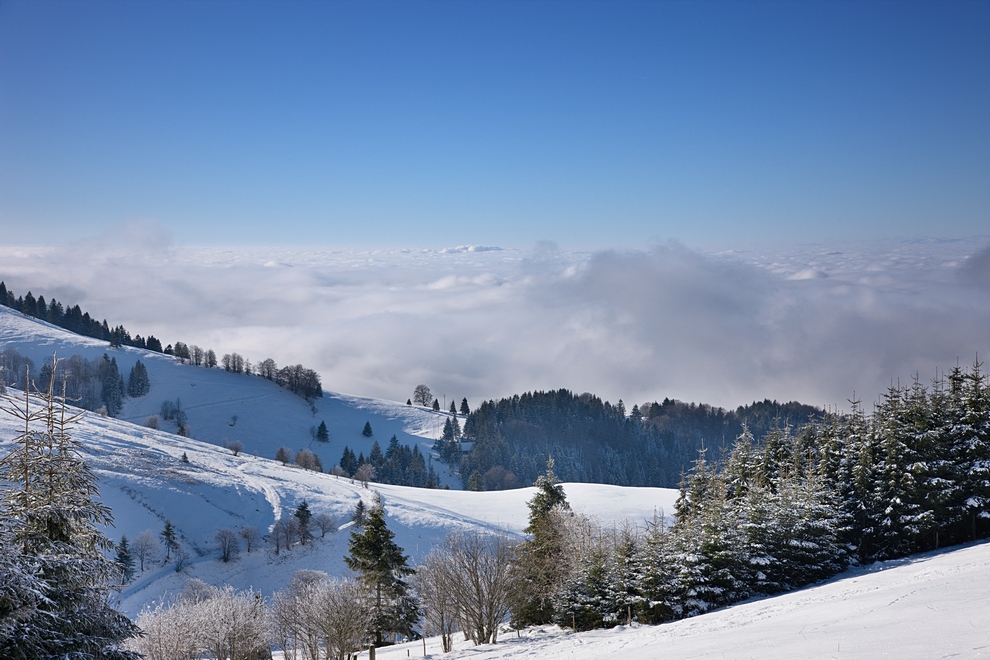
xmin=531 ymin=361 xmax=990 ymax=631
xmin=1 ymin=282 xmax=322 ymax=402
xmin=339 ymin=435 xmax=441 ymax=488
xmin=0 ymin=281 xmax=166 ymax=351
xmin=0 ymin=348 xmax=150 ymax=418
xmin=456 ymin=389 xmax=820 ymax=490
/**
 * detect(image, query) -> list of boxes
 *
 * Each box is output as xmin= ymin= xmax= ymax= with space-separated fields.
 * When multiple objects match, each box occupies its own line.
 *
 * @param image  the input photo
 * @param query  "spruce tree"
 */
xmin=958 ymin=361 xmax=990 ymax=540
xmin=116 ymin=536 xmax=135 ymax=584
xmin=363 ymin=421 xmax=373 ymax=437
xmin=460 ymin=397 xmax=470 ymax=415
xmin=161 ymin=520 xmax=179 ymax=562
xmin=100 ymin=355 xmax=125 ymax=417
xmin=345 ymin=503 xmax=418 ymax=645
xmin=511 ymin=458 xmax=571 ymax=626
xmin=0 ymin=355 xmax=139 ymax=658
xmin=316 ymin=420 xmax=330 ymax=442
xmin=295 ymin=500 xmax=313 ymax=544
xmin=126 ymin=360 xmax=150 ymax=397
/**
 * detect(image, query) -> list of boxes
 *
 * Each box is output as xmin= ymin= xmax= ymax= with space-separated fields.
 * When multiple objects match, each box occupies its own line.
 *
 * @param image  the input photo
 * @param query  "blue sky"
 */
xmin=1 ymin=0 xmax=988 ymax=249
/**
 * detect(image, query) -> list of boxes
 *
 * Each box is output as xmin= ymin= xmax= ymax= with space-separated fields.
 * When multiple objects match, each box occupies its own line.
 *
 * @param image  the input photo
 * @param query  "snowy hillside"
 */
xmin=0 ymin=397 xmax=676 ymax=617
xmin=0 ymin=305 xmax=679 ymax=616
xmin=0 ymin=303 xmax=461 ymax=486
xmin=4 ymin=303 xmax=989 ymax=659
xmin=371 ymin=540 xmax=990 ymax=660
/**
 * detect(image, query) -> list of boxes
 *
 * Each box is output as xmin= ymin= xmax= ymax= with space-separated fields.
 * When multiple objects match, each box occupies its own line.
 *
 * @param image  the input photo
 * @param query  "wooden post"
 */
xmin=627 ymin=605 xmax=632 ymax=625
xmin=369 ymin=647 xmax=376 ymax=660
xmin=572 ymin=614 xmax=576 ymax=632
xmin=423 ymin=638 xmax=427 ymax=657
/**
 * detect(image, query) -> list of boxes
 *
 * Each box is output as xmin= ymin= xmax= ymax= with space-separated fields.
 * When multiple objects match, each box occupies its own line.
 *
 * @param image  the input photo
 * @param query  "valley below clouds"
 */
xmin=4 ymin=230 xmax=989 ymax=411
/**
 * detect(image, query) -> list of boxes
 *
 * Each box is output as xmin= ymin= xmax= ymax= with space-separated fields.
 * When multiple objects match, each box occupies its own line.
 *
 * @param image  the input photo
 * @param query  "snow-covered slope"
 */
xmin=371 ymin=540 xmax=990 ymax=660
xmin=0 ymin=305 xmax=678 ymax=616
xmin=0 ymin=304 xmax=459 ymax=486
xmin=0 ymin=397 xmax=677 ymax=616
xmin=4 ymin=304 xmax=988 ymax=659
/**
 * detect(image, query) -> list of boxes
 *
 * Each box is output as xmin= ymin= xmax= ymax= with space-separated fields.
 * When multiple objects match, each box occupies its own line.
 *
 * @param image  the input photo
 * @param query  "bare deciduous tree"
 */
xmin=416 ymin=548 xmax=460 ymax=652
xmin=353 ymin=463 xmax=375 ymax=487
xmin=413 ymin=384 xmax=433 ymax=407
xmin=215 ymin=528 xmax=240 ymax=562
xmin=295 ymin=448 xmax=322 ymax=472
xmin=434 ymin=530 xmax=516 ymax=646
xmin=239 ymin=525 xmax=261 ymax=553
xmin=130 ymin=582 xmax=267 ymax=660
xmin=281 ymin=572 xmax=370 ymax=660
xmin=132 ymin=529 xmax=159 ymax=572
xmin=272 ymin=516 xmax=301 ymax=554
xmin=313 ymin=513 xmax=337 ymax=538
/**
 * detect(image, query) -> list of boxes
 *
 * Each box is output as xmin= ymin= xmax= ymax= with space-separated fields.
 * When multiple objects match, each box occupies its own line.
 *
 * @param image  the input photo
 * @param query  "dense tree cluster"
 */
xmin=96 ymin=360 xmax=990 ymax=654
xmin=339 ymin=436 xmax=440 ymax=488
xmin=10 ymin=351 xmax=138 ymax=418
xmin=458 ymin=389 xmax=820 ymax=490
xmin=0 ymin=281 xmax=165 ymax=352
xmin=3 ymin=347 xmax=151 ymax=420
xmin=225 ymin=353 xmax=323 ymax=400
xmin=1 ymin=282 xmax=325 ymax=403
xmin=511 ymin=362 xmax=990 ymax=632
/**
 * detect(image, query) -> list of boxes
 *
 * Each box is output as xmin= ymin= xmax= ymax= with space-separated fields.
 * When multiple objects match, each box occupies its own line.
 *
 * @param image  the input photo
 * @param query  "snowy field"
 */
xmin=3 ymin=304 xmax=990 ymax=658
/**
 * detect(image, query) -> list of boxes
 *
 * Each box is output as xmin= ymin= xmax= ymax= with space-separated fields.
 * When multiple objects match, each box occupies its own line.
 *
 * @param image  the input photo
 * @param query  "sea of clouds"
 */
xmin=3 ymin=225 xmax=988 ymax=412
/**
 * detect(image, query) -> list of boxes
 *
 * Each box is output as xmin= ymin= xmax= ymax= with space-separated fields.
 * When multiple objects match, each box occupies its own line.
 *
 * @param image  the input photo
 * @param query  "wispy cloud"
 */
xmin=2 ymin=227 xmax=988 ymax=411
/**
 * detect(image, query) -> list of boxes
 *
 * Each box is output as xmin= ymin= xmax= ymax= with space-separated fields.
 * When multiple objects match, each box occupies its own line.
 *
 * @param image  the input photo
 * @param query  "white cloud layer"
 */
xmin=2 ymin=229 xmax=988 ymax=411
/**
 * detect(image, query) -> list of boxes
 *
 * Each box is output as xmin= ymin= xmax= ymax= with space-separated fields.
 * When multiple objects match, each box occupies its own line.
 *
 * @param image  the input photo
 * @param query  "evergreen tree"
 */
xmin=460 ymin=397 xmax=470 ymax=415
xmin=316 ymin=420 xmax=330 ymax=442
xmin=432 ymin=399 xmax=440 ymax=412
xmin=161 ymin=520 xmax=179 ymax=562
xmin=345 ymin=503 xmax=418 ymax=645
xmin=353 ymin=500 xmax=367 ymax=526
xmin=671 ymin=454 xmax=750 ymax=616
xmin=467 ymin=471 xmax=484 ymax=491
xmin=100 ymin=355 xmax=126 ymax=417
xmin=295 ymin=500 xmax=313 ymax=544
xmin=634 ymin=514 xmax=679 ymax=624
xmin=340 ymin=446 xmax=358 ymax=475
xmin=0 ymin=355 xmax=139 ymax=658
xmin=511 ymin=459 xmax=571 ymax=626
xmin=363 ymin=421 xmax=374 ymax=438
xmin=369 ymin=440 xmax=384 ymax=469
xmin=126 ymin=360 xmax=150 ymax=397
xmin=116 ymin=536 xmax=135 ymax=584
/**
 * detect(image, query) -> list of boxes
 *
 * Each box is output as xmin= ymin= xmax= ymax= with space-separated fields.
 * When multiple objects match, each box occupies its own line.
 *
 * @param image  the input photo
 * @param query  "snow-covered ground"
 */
xmin=0 ymin=305 xmax=678 ymax=616
xmin=0 ymin=302 xmax=462 ymax=487
xmin=362 ymin=540 xmax=990 ymax=660
xmin=3 ymin=304 xmax=989 ymax=659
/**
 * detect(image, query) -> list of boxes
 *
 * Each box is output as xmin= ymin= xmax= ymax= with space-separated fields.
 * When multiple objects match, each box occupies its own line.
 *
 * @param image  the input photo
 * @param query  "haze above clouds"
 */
xmin=2 ymin=229 xmax=988 ymax=411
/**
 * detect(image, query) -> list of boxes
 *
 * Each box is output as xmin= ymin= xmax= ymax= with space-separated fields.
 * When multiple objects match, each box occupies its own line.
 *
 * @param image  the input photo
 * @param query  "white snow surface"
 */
xmin=3 ymin=304 xmax=989 ymax=659
xmin=0 ymin=305 xmax=677 ymax=616
xmin=366 ymin=541 xmax=990 ymax=660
